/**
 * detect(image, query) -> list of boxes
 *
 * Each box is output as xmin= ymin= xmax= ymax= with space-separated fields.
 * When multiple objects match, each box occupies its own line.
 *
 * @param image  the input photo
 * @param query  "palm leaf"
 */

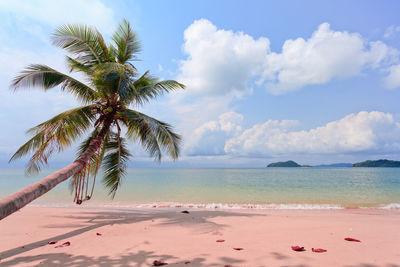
xmin=52 ymin=24 xmax=109 ymax=65
xmin=11 ymin=64 xmax=98 ymax=103
xmin=112 ymin=19 xmax=141 ymax=64
xmin=9 ymin=105 xmax=96 ymax=173
xmin=102 ymin=132 xmax=131 ymax=198
xmin=125 ymin=71 xmax=185 ymax=105
xmin=121 ymin=109 xmax=181 ymax=160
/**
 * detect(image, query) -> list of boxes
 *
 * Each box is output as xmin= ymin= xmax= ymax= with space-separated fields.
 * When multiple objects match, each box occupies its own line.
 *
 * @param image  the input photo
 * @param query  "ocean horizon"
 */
xmin=1 ymin=167 xmax=399 ymax=210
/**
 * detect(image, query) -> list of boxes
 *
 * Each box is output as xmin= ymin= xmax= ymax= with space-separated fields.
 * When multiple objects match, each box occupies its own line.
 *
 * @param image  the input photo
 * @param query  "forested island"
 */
xmin=266 ymin=159 xmax=400 ymax=168
xmin=352 ymin=159 xmax=400 ymax=167
xmin=267 ymin=161 xmax=302 ymax=167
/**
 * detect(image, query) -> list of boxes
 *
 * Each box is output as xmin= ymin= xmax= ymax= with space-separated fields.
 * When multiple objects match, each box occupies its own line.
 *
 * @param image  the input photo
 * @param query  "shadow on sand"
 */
xmin=1 ymin=209 xmax=399 ymax=267
xmin=0 ymin=209 xmax=257 ymax=266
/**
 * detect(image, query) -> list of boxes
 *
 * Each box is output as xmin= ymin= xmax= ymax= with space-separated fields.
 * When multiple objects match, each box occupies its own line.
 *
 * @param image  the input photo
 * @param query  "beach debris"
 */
xmin=216 ymin=239 xmax=225 ymax=242
xmin=55 ymin=241 xmax=71 ymax=248
xmin=184 ymin=261 xmax=191 ymax=264
xmin=153 ymin=260 xmax=168 ymax=266
xmin=47 ymin=240 xmax=58 ymax=245
xmin=96 ymin=232 xmax=102 ymax=236
xmin=181 ymin=210 xmax=190 ymax=214
xmin=233 ymin=247 xmax=244 ymax=251
xmin=291 ymin=246 xmax=305 ymax=251
xmin=344 ymin=237 xmax=361 ymax=242
xmin=312 ymin=248 xmax=327 ymax=253
xmin=224 ymin=265 xmax=232 ymax=267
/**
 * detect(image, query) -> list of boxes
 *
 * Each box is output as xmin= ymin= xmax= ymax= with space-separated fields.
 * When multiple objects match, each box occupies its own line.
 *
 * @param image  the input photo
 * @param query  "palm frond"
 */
xmin=9 ymin=105 xmax=96 ymax=173
xmin=125 ymin=71 xmax=185 ymax=105
xmin=66 ymin=56 xmax=94 ymax=75
xmin=11 ymin=64 xmax=98 ymax=103
xmin=52 ymin=24 xmax=109 ymax=65
xmin=112 ymin=19 xmax=141 ymax=64
xmin=102 ymin=132 xmax=131 ymax=198
xmin=120 ymin=109 xmax=181 ymax=160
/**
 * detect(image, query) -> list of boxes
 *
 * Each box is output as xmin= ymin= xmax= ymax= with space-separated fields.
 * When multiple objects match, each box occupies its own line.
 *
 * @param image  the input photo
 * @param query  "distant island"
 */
xmin=267 ymin=161 xmax=303 ymax=167
xmin=352 ymin=159 xmax=400 ymax=167
xmin=266 ymin=159 xmax=400 ymax=168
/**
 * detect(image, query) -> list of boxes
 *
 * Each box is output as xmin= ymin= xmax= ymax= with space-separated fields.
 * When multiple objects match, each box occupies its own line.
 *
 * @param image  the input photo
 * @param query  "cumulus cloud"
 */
xmin=0 ymin=0 xmax=116 ymax=33
xmin=262 ymin=23 xmax=395 ymax=94
xmin=225 ymin=111 xmax=400 ymax=156
xmin=178 ymin=19 xmax=270 ymax=97
xmin=179 ymin=19 xmax=398 ymax=95
xmin=185 ymin=111 xmax=243 ymax=155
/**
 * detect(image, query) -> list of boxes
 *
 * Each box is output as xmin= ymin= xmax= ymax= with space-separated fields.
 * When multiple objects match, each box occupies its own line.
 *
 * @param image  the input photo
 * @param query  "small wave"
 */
xmin=380 ymin=203 xmax=400 ymax=209
xmin=35 ymin=201 xmax=343 ymax=210
xmin=31 ymin=201 xmax=400 ymax=210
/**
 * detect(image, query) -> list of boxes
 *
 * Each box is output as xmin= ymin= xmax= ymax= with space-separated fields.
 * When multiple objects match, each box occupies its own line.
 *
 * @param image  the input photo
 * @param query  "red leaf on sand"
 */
xmin=233 ymin=247 xmax=243 ymax=250
xmin=55 ymin=241 xmax=70 ymax=248
xmin=216 ymin=239 xmax=225 ymax=242
xmin=153 ymin=260 xmax=168 ymax=266
xmin=48 ymin=240 xmax=57 ymax=245
xmin=312 ymin=248 xmax=327 ymax=253
xmin=96 ymin=233 xmax=102 ymax=236
xmin=291 ymin=246 xmax=305 ymax=251
xmin=345 ymin=237 xmax=361 ymax=242
xmin=184 ymin=261 xmax=191 ymax=264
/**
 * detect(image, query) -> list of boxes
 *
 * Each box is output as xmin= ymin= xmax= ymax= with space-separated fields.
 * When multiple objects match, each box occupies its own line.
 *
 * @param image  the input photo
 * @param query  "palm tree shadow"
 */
xmin=0 ymin=209 xmax=262 ymax=260
xmin=0 ymin=250 xmax=176 ymax=267
xmin=0 ymin=250 xmax=246 ymax=267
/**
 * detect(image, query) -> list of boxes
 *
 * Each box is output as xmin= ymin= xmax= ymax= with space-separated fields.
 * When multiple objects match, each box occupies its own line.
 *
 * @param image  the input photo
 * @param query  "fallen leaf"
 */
xmin=96 ymin=233 xmax=102 ymax=236
xmin=344 ymin=237 xmax=361 ymax=242
xmin=216 ymin=239 xmax=225 ymax=242
xmin=312 ymin=248 xmax=327 ymax=253
xmin=181 ymin=210 xmax=190 ymax=214
xmin=48 ymin=240 xmax=57 ymax=245
xmin=291 ymin=246 xmax=305 ymax=251
xmin=233 ymin=247 xmax=243 ymax=251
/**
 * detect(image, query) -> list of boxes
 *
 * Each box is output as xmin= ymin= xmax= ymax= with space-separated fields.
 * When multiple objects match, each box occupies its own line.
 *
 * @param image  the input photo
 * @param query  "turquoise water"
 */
xmin=1 ymin=168 xmax=400 ymax=209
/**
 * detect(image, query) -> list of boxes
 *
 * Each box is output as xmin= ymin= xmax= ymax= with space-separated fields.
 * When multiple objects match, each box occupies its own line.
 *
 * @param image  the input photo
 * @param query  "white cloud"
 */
xmin=384 ymin=64 xmax=400 ymax=89
xmin=185 ymin=111 xmax=243 ymax=155
xmin=178 ymin=20 xmax=398 ymax=96
xmin=178 ymin=19 xmax=270 ymax=97
xmin=384 ymin=25 xmax=400 ymax=39
xmin=263 ymin=24 xmax=396 ymax=94
xmin=0 ymin=0 xmax=116 ymax=34
xmin=225 ymin=111 xmax=400 ymax=156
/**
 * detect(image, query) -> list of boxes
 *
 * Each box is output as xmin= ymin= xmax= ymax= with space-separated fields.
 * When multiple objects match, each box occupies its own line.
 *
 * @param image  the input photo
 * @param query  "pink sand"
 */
xmin=1 ymin=207 xmax=399 ymax=266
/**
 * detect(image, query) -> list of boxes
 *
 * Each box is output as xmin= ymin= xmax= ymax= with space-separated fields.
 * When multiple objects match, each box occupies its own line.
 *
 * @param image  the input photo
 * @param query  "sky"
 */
xmin=1 ymin=0 xmax=400 ymax=168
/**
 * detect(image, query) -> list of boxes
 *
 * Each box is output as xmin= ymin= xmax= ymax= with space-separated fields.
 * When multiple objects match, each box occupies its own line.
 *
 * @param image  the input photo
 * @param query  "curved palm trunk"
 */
xmin=0 ymin=120 xmax=112 ymax=221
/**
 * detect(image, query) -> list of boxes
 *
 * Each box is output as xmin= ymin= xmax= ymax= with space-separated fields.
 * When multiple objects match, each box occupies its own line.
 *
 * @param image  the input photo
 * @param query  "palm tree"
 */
xmin=0 ymin=20 xmax=184 ymax=220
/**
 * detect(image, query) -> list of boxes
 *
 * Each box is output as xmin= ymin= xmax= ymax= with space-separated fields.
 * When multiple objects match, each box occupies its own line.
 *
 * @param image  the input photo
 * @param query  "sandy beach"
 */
xmin=0 ymin=207 xmax=399 ymax=266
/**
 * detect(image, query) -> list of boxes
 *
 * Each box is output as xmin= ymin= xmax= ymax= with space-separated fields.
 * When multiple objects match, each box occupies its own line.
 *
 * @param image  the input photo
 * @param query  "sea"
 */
xmin=1 ymin=168 xmax=400 ymax=210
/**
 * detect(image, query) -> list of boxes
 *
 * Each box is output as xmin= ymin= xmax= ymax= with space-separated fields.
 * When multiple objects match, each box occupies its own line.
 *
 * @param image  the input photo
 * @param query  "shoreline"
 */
xmin=27 ymin=200 xmax=400 ymax=211
xmin=1 ymin=206 xmax=399 ymax=266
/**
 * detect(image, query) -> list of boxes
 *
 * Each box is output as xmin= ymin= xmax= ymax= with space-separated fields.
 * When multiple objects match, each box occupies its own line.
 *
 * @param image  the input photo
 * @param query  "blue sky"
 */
xmin=1 ymin=0 xmax=400 ymax=168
